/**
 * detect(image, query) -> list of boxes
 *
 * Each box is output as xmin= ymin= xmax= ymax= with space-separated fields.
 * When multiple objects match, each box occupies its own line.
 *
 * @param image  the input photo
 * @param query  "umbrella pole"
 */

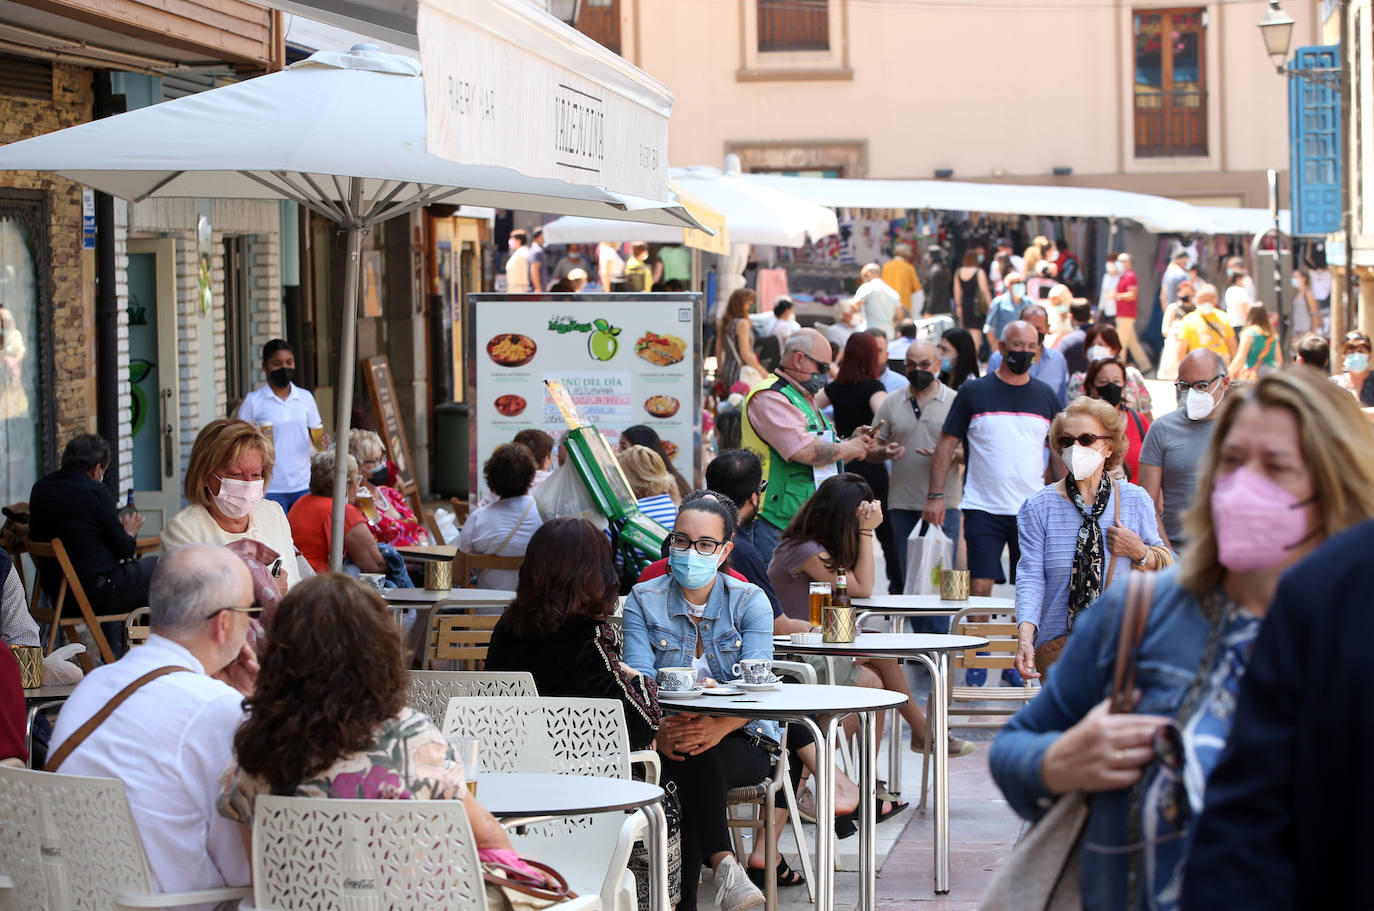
xmin=329 ymin=178 xmax=365 ymax=572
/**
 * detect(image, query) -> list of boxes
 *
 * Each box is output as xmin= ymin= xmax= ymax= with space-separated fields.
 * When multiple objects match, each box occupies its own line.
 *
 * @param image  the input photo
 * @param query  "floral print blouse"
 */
xmin=366 ymin=484 xmax=430 ymax=547
xmin=217 ymin=706 xmax=465 ymax=826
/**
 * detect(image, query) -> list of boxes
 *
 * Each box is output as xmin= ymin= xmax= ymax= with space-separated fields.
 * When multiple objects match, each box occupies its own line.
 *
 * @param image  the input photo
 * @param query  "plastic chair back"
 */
xmin=406 ymin=670 xmax=536 ymax=728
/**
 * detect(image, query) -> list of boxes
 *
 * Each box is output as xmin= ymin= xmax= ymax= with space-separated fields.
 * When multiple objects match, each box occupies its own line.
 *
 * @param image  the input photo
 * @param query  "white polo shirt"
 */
xmin=236 ymin=383 xmax=322 ymax=494
xmin=49 ymin=634 xmax=249 ymax=903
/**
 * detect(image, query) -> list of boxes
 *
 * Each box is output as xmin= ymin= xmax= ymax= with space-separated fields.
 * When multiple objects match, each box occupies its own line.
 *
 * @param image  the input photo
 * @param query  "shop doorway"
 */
xmin=223 ymin=236 xmax=253 ymax=408
xmin=126 ymin=238 xmax=181 ymax=532
xmin=0 ymin=190 xmax=54 ymax=504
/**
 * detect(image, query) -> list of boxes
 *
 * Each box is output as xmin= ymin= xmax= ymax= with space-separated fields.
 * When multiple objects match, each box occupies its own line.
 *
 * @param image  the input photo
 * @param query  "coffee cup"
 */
xmin=656 ymin=667 xmax=697 ymax=692
xmin=732 ymin=658 xmax=774 ymax=685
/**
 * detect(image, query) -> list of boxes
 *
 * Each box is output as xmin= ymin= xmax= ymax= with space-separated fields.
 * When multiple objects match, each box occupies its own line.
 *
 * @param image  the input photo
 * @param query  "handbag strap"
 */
xmin=493 ymin=498 xmax=535 ymax=554
xmin=45 ymin=665 xmax=191 ymax=771
xmin=1101 ymin=481 xmax=1123 ymax=593
xmin=484 ymin=858 xmax=576 ymax=900
xmin=1109 ymin=571 xmax=1157 ymax=714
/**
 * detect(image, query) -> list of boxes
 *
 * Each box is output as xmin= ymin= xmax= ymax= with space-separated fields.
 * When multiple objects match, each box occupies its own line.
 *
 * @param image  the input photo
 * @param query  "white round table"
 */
xmin=478 ymin=773 xmax=669 ymax=911
xmin=382 ymin=587 xmax=514 ymax=605
xmin=770 ymin=634 xmax=988 ymax=895
xmin=666 ymin=684 xmax=906 ymax=911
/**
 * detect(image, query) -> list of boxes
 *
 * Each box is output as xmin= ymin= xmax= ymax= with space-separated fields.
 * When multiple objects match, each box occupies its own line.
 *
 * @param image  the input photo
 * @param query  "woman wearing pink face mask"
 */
xmin=162 ymin=418 xmax=303 ymax=591
xmin=989 ymin=368 xmax=1374 ymax=910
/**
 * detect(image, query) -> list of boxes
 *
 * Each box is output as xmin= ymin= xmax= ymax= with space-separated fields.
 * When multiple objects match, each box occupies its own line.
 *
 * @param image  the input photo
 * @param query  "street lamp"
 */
xmin=546 ymin=0 xmax=582 ymax=27
xmin=1258 ymin=0 xmax=1296 ymax=70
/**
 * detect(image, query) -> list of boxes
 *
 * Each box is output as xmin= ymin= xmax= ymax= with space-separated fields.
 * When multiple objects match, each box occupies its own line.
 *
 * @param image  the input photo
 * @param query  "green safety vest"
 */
xmin=741 ymin=376 xmax=841 ymax=531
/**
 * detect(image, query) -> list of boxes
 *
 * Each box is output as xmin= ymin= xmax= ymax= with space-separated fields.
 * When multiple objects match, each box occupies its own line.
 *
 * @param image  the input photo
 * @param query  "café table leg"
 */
xmin=857 ymin=709 xmax=878 ymax=911
xmin=643 ymin=800 xmax=670 ymax=911
xmin=914 ymin=652 xmax=950 ymax=893
xmin=799 ymin=715 xmax=837 ymax=911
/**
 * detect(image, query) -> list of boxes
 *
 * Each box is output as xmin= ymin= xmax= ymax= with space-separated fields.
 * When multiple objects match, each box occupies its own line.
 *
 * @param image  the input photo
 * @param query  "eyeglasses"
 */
xmin=204 ymin=602 xmax=263 ymax=621
xmin=1056 ymin=433 xmax=1110 ymax=449
xmin=1174 ymin=374 xmax=1223 ymax=394
xmin=757 ymin=479 xmax=769 ymax=495
xmin=667 ymin=533 xmax=725 ymax=556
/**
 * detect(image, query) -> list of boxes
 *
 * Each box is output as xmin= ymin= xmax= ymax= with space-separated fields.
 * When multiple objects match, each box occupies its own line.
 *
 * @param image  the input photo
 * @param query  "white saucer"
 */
xmin=702 ymin=685 xmax=743 ymax=696
xmin=731 ymin=679 xmax=782 ymax=691
xmin=658 ymin=688 xmax=705 ymax=700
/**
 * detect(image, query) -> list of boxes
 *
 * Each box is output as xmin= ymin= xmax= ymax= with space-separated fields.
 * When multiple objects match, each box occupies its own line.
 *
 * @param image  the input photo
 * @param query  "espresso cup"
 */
xmin=732 ymin=658 xmax=774 ymax=684
xmin=656 ymin=667 xmax=697 ymax=692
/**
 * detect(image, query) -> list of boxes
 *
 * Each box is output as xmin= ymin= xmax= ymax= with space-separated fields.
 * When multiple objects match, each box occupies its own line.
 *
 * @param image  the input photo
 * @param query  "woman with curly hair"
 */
xmin=486 ymin=517 xmax=662 ymax=749
xmin=217 ymin=573 xmax=513 ymax=854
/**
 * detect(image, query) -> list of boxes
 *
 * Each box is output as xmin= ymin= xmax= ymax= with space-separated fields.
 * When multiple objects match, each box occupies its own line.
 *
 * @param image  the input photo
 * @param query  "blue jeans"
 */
xmin=741 ymin=518 xmax=783 ymax=568
xmin=266 ymin=489 xmax=308 ymax=513
xmin=889 ymin=507 xmax=961 ymax=633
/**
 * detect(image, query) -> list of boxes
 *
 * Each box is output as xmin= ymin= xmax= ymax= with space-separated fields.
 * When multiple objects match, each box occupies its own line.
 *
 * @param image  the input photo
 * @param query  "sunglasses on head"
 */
xmin=1056 ymin=433 xmax=1110 ymax=449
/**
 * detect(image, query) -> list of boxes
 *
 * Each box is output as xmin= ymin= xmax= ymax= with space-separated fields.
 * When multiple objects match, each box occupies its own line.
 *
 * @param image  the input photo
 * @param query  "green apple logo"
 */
xmin=589 ymin=318 xmax=621 ymax=361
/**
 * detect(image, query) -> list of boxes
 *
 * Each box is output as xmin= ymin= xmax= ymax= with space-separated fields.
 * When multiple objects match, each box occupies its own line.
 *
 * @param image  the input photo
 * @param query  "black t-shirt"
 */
xmin=824 ymin=379 xmax=886 ymax=437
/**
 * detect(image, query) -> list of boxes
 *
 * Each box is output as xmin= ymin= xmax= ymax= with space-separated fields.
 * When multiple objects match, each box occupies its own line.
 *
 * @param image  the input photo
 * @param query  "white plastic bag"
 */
xmin=904 ymin=521 xmax=953 ymax=596
xmin=433 ymin=507 xmax=460 ymax=545
xmin=43 ymin=643 xmax=85 ymax=685
xmin=533 ymin=463 xmax=608 ymax=530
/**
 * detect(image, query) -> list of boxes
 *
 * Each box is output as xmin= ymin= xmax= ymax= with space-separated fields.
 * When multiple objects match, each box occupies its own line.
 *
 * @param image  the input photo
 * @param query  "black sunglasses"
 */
xmin=1056 ymin=433 xmax=1110 ymax=449
xmin=757 ymin=479 xmax=769 ymax=495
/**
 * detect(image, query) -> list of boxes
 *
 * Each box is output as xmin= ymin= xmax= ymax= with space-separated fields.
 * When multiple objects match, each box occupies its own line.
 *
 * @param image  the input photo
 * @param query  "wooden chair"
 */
xmin=425 ymin=611 xmax=502 ymax=669
xmin=424 ymin=508 xmax=446 ymax=545
xmin=449 ymin=496 xmax=470 ymax=526
xmin=916 ymin=607 xmax=1040 ymax=811
xmin=124 ymin=607 xmax=151 ymax=647
xmin=453 ymin=549 xmax=523 ymax=588
xmin=25 ymin=537 xmax=128 ymax=667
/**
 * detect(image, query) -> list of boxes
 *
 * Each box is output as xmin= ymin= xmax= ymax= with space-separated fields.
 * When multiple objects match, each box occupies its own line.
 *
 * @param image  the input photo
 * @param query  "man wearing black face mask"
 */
xmin=235 ymin=339 xmax=324 ymax=512
xmin=869 ymin=339 xmax=963 ymax=603
xmin=742 ymin=328 xmax=878 ymax=564
xmin=922 ymin=321 xmax=1062 ymax=604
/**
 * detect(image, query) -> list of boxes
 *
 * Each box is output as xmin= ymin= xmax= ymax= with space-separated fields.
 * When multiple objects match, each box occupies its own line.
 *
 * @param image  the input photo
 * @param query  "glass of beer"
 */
xmin=808 ymin=582 xmax=831 ymax=629
xmin=454 ymin=737 xmax=480 ymax=796
xmin=309 ymin=425 xmax=327 ymax=451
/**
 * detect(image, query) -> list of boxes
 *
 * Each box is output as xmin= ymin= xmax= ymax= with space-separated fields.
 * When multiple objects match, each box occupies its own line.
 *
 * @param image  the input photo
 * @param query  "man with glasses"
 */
xmin=742 ymin=328 xmax=877 ymax=564
xmin=923 ymin=322 xmax=1062 ymax=601
xmin=1138 ymin=349 xmax=1230 ymax=551
xmin=49 ymin=544 xmax=258 ymax=900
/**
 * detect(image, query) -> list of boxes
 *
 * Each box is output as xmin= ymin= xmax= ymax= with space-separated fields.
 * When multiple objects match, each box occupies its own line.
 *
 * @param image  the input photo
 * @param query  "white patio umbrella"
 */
xmin=0 ymin=44 xmax=700 ymax=570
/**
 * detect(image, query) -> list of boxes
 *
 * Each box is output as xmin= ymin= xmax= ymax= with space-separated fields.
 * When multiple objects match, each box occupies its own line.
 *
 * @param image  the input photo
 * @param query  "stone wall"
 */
xmin=0 ymin=63 xmax=95 ymax=464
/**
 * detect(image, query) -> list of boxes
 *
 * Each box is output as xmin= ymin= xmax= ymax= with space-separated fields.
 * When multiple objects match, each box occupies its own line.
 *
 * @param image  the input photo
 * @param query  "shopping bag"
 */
xmin=904 ymin=521 xmax=953 ymax=596
xmin=533 ymin=462 xmax=608 ymax=529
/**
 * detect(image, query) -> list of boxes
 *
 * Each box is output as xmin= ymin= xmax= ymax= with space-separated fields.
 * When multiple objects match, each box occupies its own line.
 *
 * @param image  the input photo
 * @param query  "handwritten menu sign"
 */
xmin=363 ymin=355 xmax=423 ymax=520
xmin=469 ymin=293 xmax=701 ymax=502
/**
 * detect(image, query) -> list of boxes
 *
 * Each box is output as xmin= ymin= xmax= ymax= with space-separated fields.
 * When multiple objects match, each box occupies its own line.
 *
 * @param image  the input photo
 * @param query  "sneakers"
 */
xmin=1002 ymin=667 xmax=1025 ymax=688
xmin=714 ymin=855 xmax=766 ymax=911
xmin=963 ymin=665 xmax=988 ymax=686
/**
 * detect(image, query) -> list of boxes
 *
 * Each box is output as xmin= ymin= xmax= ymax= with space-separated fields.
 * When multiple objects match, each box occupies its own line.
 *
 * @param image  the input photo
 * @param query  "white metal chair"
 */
xmin=442 ymin=696 xmax=653 ymax=911
xmin=0 ymin=764 xmax=250 ymax=910
xmin=406 ymin=670 xmax=537 ymax=728
xmin=246 ymin=794 xmax=601 ymax=911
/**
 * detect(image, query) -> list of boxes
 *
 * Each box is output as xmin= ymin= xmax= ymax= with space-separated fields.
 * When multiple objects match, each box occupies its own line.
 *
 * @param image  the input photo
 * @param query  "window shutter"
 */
xmin=0 ymin=55 xmax=52 ymax=101
xmin=1289 ymin=45 xmax=1343 ymax=236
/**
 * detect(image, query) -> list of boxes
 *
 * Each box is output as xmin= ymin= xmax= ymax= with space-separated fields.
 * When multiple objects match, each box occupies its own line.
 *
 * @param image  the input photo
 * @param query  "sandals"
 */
xmin=746 ymin=857 xmax=806 ymax=888
xmin=835 ymin=797 xmax=909 ymax=838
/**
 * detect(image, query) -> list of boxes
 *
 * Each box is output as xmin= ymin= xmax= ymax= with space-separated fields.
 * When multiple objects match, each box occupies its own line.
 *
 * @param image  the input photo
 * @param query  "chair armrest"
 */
xmin=114 ymin=886 xmax=251 ymax=909
xmin=629 ymin=749 xmax=660 ymax=785
xmin=772 ymin=659 xmax=816 ymax=686
xmin=603 ymin=809 xmax=648 ymax=902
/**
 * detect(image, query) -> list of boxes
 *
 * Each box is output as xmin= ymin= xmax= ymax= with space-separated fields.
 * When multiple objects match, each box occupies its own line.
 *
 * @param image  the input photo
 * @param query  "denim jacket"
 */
xmin=989 ymin=567 xmax=1215 ymax=910
xmin=622 ymin=571 xmax=782 ymax=749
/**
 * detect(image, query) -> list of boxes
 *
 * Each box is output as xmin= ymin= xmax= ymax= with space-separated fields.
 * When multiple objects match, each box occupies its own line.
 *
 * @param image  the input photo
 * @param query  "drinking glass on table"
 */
xmin=454 ymin=737 xmax=481 ymax=796
xmin=808 ymin=582 xmax=831 ymax=629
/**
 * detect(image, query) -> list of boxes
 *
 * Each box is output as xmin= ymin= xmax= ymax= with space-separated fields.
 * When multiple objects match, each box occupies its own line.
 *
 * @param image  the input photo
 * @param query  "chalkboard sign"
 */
xmin=363 ymin=355 xmax=423 ymax=521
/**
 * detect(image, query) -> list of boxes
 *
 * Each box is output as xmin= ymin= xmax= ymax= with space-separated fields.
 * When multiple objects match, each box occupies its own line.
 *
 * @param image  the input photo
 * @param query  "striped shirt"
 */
xmin=636 ymin=494 xmax=678 ymax=531
xmin=1014 ymin=480 xmax=1165 ymax=642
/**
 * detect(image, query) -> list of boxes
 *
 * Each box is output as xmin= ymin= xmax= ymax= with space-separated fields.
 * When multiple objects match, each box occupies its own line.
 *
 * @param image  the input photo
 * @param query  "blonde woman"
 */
xmin=162 ymin=419 xmax=302 ymax=590
xmin=992 ymin=368 xmax=1374 ymax=909
xmin=617 ymin=445 xmax=680 ymax=525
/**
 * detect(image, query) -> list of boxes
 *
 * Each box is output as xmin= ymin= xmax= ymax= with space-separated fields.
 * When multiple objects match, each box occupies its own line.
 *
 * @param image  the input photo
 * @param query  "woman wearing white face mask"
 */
xmin=990 ymin=370 xmax=1374 ymax=910
xmin=1012 ymin=398 xmax=1170 ymax=679
xmin=1069 ymin=325 xmax=1154 ymax=420
xmin=162 ymin=418 xmax=302 ymax=591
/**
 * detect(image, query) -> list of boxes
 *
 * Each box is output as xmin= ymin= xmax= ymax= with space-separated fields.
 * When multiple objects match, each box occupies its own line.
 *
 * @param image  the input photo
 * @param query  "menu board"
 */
xmin=469 ymin=293 xmax=700 ymax=501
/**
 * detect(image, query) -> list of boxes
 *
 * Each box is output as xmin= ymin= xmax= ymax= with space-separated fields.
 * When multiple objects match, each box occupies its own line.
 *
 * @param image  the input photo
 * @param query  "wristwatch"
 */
xmin=926 ymin=493 xmax=944 ymax=500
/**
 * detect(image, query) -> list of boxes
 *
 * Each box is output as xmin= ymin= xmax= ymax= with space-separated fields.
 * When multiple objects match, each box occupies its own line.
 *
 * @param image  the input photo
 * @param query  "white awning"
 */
xmin=738 ymin=173 xmax=1290 ymax=236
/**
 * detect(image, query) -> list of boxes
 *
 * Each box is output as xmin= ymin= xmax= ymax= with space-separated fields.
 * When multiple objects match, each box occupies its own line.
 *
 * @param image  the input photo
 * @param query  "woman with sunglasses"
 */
xmin=991 ymin=370 xmax=1374 ymax=910
xmin=1012 ymin=397 xmax=1167 ymax=681
xmin=1333 ymin=329 xmax=1374 ymax=410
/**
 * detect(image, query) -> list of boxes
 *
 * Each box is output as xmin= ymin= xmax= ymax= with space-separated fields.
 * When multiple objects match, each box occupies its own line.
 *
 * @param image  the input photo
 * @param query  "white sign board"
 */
xmin=418 ymin=0 xmax=671 ymax=202
xmin=470 ymin=293 xmax=700 ymax=501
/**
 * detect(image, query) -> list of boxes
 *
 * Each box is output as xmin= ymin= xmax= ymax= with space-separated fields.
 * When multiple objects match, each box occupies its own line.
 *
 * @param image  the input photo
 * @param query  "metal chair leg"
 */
xmin=917 ymin=689 xmax=933 ymax=814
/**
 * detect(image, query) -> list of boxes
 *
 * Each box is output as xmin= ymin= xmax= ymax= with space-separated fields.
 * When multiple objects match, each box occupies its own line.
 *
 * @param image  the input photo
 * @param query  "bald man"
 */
xmin=924 ymin=321 xmax=1062 ymax=602
xmin=742 ymin=328 xmax=878 ymax=563
xmin=986 ymin=303 xmax=1070 ymax=405
xmin=50 ymin=544 xmax=258 ymax=900
xmin=854 ymin=262 xmax=901 ymax=338
xmin=1138 ymin=349 xmax=1231 ymax=550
